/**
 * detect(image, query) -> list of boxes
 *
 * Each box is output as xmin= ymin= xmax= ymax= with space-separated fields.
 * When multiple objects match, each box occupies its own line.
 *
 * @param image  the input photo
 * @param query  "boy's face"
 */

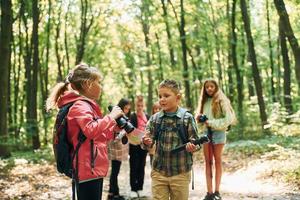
xmin=158 ymin=87 xmax=180 ymax=113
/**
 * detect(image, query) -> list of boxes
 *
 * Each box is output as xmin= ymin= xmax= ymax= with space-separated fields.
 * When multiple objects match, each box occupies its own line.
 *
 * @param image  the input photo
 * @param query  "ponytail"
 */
xmin=46 ymin=82 xmax=69 ymax=112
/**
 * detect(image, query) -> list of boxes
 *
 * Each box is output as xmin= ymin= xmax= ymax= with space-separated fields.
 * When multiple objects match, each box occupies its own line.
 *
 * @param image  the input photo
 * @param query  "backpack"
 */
xmin=53 ymin=102 xmax=88 ymax=200
xmin=153 ymin=109 xmax=190 ymax=145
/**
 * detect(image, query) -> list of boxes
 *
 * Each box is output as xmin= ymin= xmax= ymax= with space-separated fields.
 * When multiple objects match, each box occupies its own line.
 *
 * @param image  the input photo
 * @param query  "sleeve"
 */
xmin=207 ymin=100 xmax=236 ymax=130
xmin=70 ymin=101 xmax=117 ymax=140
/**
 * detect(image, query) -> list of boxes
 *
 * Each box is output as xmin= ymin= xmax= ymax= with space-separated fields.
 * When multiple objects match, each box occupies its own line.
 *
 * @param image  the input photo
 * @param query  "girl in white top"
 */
xmin=196 ymin=78 xmax=236 ymax=200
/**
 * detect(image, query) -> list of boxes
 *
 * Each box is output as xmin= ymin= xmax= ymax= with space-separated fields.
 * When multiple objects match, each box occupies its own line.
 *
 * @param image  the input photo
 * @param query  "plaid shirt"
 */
xmin=144 ymin=107 xmax=199 ymax=177
xmin=108 ymin=132 xmax=129 ymax=161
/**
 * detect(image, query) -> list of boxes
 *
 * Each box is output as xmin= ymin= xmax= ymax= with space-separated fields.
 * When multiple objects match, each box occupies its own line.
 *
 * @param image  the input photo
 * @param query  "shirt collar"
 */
xmin=157 ymin=107 xmax=186 ymax=119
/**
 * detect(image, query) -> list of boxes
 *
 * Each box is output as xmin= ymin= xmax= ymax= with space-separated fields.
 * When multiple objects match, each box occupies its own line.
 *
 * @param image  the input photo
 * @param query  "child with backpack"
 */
xmin=46 ymin=63 xmax=124 ymax=200
xmin=195 ymin=78 xmax=236 ymax=200
xmin=142 ymin=79 xmax=200 ymax=200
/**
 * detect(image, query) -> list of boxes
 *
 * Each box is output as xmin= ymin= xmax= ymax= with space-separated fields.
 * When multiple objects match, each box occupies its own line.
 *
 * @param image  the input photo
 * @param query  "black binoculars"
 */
xmin=108 ymin=105 xmax=135 ymax=144
xmin=197 ymin=114 xmax=208 ymax=123
xmin=170 ymin=135 xmax=210 ymax=154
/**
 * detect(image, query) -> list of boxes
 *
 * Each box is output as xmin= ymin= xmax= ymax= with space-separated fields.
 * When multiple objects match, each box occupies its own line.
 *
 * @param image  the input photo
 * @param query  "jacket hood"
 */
xmin=57 ymin=90 xmax=97 ymax=109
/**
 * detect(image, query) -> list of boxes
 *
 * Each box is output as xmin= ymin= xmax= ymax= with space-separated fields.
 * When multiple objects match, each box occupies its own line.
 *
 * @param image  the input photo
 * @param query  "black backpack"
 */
xmin=53 ymin=102 xmax=87 ymax=200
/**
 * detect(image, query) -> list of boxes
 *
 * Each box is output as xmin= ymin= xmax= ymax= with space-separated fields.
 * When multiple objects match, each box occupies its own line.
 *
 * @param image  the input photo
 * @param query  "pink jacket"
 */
xmin=57 ymin=91 xmax=116 ymax=182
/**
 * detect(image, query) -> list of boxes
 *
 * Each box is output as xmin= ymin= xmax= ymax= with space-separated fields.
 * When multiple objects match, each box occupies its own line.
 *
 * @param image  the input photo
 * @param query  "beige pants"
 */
xmin=151 ymin=170 xmax=191 ymax=200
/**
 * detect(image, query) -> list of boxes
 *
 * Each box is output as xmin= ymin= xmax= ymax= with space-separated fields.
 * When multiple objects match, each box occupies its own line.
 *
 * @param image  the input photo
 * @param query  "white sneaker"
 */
xmin=130 ymin=191 xmax=138 ymax=199
xmin=137 ymin=190 xmax=147 ymax=197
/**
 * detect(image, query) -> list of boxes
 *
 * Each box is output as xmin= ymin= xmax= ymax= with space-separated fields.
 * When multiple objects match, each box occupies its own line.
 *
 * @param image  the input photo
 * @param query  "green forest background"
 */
xmin=0 ymin=0 xmax=300 ymax=156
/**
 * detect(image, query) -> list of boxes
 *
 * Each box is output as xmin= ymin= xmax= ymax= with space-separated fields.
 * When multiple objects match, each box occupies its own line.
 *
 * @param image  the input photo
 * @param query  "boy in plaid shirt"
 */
xmin=142 ymin=79 xmax=199 ymax=200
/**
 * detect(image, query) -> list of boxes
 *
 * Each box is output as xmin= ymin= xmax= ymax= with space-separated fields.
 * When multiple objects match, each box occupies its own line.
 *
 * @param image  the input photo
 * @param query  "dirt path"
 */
xmin=0 ymin=150 xmax=299 ymax=200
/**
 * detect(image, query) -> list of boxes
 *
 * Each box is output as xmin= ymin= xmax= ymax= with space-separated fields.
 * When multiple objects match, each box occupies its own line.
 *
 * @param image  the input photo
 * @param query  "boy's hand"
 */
xmin=186 ymin=142 xmax=197 ymax=153
xmin=142 ymin=133 xmax=153 ymax=146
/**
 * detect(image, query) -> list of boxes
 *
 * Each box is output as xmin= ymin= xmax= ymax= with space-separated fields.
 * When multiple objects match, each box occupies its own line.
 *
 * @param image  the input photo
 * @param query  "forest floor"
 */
xmin=0 ymin=139 xmax=300 ymax=200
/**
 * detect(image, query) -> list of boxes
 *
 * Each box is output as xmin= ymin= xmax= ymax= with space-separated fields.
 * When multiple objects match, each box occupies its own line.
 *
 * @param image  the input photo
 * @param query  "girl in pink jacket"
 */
xmin=46 ymin=63 xmax=123 ymax=200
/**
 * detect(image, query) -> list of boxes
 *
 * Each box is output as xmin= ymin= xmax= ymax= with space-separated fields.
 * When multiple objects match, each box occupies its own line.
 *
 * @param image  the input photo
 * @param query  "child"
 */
xmin=142 ymin=79 xmax=199 ymax=200
xmin=107 ymin=98 xmax=131 ymax=200
xmin=46 ymin=63 xmax=123 ymax=200
xmin=196 ymin=78 xmax=236 ymax=200
xmin=148 ymin=101 xmax=161 ymax=166
xmin=129 ymin=95 xmax=150 ymax=198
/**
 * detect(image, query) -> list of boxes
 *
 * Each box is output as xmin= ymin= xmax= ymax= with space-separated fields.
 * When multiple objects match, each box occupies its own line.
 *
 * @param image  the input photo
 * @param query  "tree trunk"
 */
xmin=161 ymin=0 xmax=176 ymax=68
xmin=75 ymin=0 xmax=94 ymax=64
xmin=240 ymin=0 xmax=268 ymax=126
xmin=266 ymin=0 xmax=276 ymax=102
xmin=231 ymin=0 xmax=244 ymax=127
xmin=279 ymin=18 xmax=292 ymax=114
xmin=31 ymin=0 xmax=40 ymax=149
xmin=169 ymin=0 xmax=193 ymax=110
xmin=274 ymin=0 xmax=300 ymax=92
xmin=141 ymin=0 xmax=153 ymax=114
xmin=0 ymin=0 xmax=13 ymax=146
xmin=208 ymin=0 xmax=223 ymax=88
xmin=55 ymin=3 xmax=63 ymax=82
xmin=155 ymin=33 xmax=164 ymax=82
xmin=39 ymin=0 xmax=51 ymax=145
xmin=226 ymin=0 xmax=234 ymax=102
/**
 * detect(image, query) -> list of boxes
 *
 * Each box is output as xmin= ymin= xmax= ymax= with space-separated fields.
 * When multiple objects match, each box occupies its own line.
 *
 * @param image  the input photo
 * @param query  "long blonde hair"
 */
xmin=196 ymin=78 xmax=235 ymax=120
xmin=46 ymin=63 xmax=101 ymax=111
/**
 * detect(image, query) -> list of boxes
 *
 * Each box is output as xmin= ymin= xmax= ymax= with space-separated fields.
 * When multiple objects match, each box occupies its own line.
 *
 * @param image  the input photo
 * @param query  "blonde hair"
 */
xmin=46 ymin=63 xmax=101 ymax=111
xmin=196 ymin=78 xmax=235 ymax=120
xmin=151 ymin=101 xmax=161 ymax=115
xmin=158 ymin=79 xmax=181 ymax=94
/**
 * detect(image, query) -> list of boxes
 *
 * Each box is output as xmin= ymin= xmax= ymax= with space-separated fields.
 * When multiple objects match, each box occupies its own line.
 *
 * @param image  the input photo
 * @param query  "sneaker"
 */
xmin=203 ymin=192 xmax=214 ymax=200
xmin=130 ymin=191 xmax=138 ymax=199
xmin=137 ymin=190 xmax=147 ymax=197
xmin=213 ymin=191 xmax=222 ymax=200
xmin=113 ymin=195 xmax=125 ymax=200
xmin=107 ymin=194 xmax=114 ymax=200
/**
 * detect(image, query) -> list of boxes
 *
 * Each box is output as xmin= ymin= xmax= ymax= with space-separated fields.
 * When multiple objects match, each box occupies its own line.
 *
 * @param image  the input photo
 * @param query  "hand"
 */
xmin=186 ymin=141 xmax=197 ymax=153
xmin=108 ymin=106 xmax=124 ymax=120
xmin=142 ymin=133 xmax=153 ymax=146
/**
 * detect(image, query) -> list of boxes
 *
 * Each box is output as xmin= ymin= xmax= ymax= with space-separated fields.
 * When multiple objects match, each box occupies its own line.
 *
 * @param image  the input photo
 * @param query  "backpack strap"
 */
xmin=178 ymin=109 xmax=189 ymax=143
xmin=153 ymin=114 xmax=164 ymax=142
xmin=153 ymin=109 xmax=189 ymax=144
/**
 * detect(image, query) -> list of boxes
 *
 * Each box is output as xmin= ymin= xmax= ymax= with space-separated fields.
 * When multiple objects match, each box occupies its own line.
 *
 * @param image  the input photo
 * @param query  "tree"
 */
xmin=140 ymin=0 xmax=153 ymax=114
xmin=274 ymin=0 xmax=300 ymax=93
xmin=266 ymin=0 xmax=276 ymax=102
xmin=30 ymin=0 xmax=40 ymax=149
xmin=169 ymin=0 xmax=192 ymax=110
xmin=279 ymin=18 xmax=292 ymax=114
xmin=0 ymin=0 xmax=13 ymax=157
xmin=75 ymin=0 xmax=94 ymax=64
xmin=240 ymin=0 xmax=268 ymax=127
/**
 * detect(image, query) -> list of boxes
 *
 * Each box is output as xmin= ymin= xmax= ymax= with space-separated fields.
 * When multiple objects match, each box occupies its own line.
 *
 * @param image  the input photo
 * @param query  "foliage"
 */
xmin=286 ymin=166 xmax=300 ymax=190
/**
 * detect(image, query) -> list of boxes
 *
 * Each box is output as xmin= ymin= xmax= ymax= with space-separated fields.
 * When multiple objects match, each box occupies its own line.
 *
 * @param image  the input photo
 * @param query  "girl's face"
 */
xmin=152 ymin=104 xmax=161 ymax=114
xmin=123 ymin=104 xmax=131 ymax=115
xmin=158 ymin=87 xmax=180 ymax=113
xmin=205 ymin=81 xmax=217 ymax=97
xmin=136 ymin=102 xmax=144 ymax=113
xmin=83 ymin=78 xmax=101 ymax=100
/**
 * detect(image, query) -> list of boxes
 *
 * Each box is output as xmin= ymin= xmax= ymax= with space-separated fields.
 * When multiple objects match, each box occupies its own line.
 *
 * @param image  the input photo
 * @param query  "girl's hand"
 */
xmin=109 ymin=106 xmax=124 ymax=119
xmin=186 ymin=142 xmax=197 ymax=152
